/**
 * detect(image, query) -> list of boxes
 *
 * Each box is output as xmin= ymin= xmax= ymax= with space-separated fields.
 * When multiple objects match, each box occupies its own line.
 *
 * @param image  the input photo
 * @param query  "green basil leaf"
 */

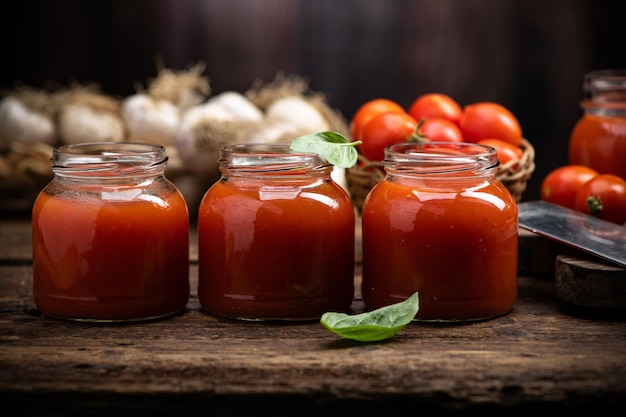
xmin=289 ymin=131 xmax=361 ymax=168
xmin=320 ymin=292 xmax=419 ymax=342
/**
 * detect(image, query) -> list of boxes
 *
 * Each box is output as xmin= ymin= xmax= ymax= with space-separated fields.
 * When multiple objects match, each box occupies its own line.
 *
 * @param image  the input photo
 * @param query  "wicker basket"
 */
xmin=346 ymin=138 xmax=536 ymax=212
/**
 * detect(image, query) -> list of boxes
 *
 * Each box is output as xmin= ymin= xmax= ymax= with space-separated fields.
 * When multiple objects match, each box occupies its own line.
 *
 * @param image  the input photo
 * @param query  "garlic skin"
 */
xmin=122 ymin=94 xmax=180 ymax=146
xmin=188 ymin=100 xmax=240 ymax=124
xmin=175 ymin=93 xmax=265 ymax=178
xmin=206 ymin=91 xmax=264 ymax=122
xmin=247 ymin=119 xmax=306 ymax=144
xmin=0 ymin=96 xmax=56 ymax=145
xmin=248 ymin=95 xmax=331 ymax=144
xmin=147 ymin=62 xmax=210 ymax=112
xmin=331 ymin=167 xmax=348 ymax=192
xmin=174 ymin=88 xmax=207 ymax=113
xmin=175 ymin=104 xmax=224 ymax=177
xmin=265 ymin=96 xmax=330 ymax=133
xmin=58 ymin=103 xmax=125 ymax=144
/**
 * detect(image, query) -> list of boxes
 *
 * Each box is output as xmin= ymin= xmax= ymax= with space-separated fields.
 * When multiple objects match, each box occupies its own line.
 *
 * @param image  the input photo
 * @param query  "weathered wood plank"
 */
xmin=1 ymin=264 xmax=625 ymax=409
xmin=1 ymin=220 xmax=625 ymax=415
xmin=0 ymin=220 xmax=32 ymax=264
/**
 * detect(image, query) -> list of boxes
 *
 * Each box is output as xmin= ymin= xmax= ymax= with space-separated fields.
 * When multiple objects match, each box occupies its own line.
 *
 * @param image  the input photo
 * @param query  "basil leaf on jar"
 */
xmin=290 ymin=131 xmax=361 ymax=169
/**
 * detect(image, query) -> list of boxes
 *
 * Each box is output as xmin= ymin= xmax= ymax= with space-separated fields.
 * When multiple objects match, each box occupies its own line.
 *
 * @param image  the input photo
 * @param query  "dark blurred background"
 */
xmin=2 ymin=0 xmax=625 ymax=201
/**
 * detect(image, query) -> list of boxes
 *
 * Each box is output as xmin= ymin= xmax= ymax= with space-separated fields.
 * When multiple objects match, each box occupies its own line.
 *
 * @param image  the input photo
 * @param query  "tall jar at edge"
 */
xmin=197 ymin=143 xmax=355 ymax=321
xmin=569 ymin=69 xmax=626 ymax=179
xmin=361 ymin=142 xmax=519 ymax=322
xmin=32 ymin=142 xmax=190 ymax=322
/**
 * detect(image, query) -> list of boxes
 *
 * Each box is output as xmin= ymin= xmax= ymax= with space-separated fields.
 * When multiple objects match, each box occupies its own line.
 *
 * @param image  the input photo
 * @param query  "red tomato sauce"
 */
xmin=198 ymin=179 xmax=355 ymax=320
xmin=361 ymin=178 xmax=518 ymax=321
xmin=32 ymin=191 xmax=190 ymax=321
xmin=569 ymin=113 xmax=626 ymax=180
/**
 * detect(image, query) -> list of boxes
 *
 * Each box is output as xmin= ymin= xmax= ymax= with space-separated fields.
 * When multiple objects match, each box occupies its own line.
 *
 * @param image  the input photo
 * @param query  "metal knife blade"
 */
xmin=517 ymin=200 xmax=626 ymax=268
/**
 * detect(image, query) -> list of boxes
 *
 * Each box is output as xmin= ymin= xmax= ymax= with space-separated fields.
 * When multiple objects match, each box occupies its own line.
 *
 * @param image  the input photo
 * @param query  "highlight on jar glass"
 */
xmin=569 ymin=69 xmax=626 ymax=180
xmin=361 ymin=141 xmax=519 ymax=322
xmin=197 ymin=143 xmax=355 ymax=321
xmin=32 ymin=142 xmax=190 ymax=322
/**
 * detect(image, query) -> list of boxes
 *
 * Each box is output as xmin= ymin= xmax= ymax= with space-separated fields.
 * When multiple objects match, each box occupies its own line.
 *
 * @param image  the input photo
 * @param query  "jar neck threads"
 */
xmin=218 ymin=143 xmax=333 ymax=179
xmin=52 ymin=142 xmax=168 ymax=180
xmin=582 ymin=69 xmax=626 ymax=117
xmin=584 ymin=69 xmax=626 ymax=101
xmin=383 ymin=142 xmax=499 ymax=179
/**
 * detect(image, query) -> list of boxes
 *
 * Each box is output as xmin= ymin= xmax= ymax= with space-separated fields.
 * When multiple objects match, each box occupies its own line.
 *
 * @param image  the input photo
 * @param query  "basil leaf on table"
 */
xmin=289 ymin=131 xmax=361 ymax=169
xmin=321 ymin=292 xmax=419 ymax=342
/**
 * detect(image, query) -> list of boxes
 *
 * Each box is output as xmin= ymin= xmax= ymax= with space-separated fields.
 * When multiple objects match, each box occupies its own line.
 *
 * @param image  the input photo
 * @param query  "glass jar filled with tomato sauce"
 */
xmin=197 ymin=143 xmax=355 ymax=321
xmin=569 ymin=69 xmax=626 ymax=179
xmin=361 ymin=142 xmax=518 ymax=322
xmin=32 ymin=143 xmax=190 ymax=322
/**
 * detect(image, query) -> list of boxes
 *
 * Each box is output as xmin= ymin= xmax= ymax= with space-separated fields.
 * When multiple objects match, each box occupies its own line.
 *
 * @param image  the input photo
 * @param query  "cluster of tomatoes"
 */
xmin=540 ymin=165 xmax=626 ymax=225
xmin=350 ymin=93 xmax=524 ymax=165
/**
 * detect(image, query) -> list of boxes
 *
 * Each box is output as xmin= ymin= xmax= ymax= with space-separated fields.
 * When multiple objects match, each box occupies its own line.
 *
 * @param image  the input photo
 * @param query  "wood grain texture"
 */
xmin=555 ymin=251 xmax=626 ymax=310
xmin=1 ymin=220 xmax=625 ymax=416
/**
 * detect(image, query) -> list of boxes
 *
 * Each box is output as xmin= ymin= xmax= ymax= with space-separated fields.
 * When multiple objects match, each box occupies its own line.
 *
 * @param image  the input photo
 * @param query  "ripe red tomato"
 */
xmin=460 ymin=102 xmax=522 ymax=146
xmin=408 ymin=93 xmax=462 ymax=127
xmin=350 ymin=98 xmax=405 ymax=141
xmin=360 ymin=112 xmax=418 ymax=161
xmin=574 ymin=174 xmax=626 ymax=224
xmin=417 ymin=118 xmax=463 ymax=142
xmin=540 ymin=165 xmax=599 ymax=210
xmin=477 ymin=138 xmax=523 ymax=166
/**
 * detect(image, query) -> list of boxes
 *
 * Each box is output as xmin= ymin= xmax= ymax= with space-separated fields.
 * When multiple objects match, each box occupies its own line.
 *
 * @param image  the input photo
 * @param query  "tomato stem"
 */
xmin=586 ymin=194 xmax=603 ymax=215
xmin=408 ymin=118 xmax=429 ymax=143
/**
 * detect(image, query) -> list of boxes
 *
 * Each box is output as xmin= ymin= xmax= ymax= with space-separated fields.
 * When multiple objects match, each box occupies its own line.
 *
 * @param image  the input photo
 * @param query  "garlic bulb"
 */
xmin=246 ymin=95 xmax=331 ymax=144
xmin=121 ymin=62 xmax=211 ymax=147
xmin=175 ymin=92 xmax=266 ymax=178
xmin=265 ymin=95 xmax=330 ymax=133
xmin=175 ymin=108 xmax=220 ymax=178
xmin=175 ymin=117 xmax=231 ymax=179
xmin=187 ymin=101 xmax=233 ymax=124
xmin=6 ymin=141 xmax=55 ymax=182
xmin=0 ymin=93 xmax=56 ymax=146
xmin=206 ymin=91 xmax=264 ymax=122
xmin=56 ymin=86 xmax=125 ymax=145
xmin=247 ymin=119 xmax=307 ymax=144
xmin=58 ymin=103 xmax=125 ymax=144
xmin=244 ymin=73 xmax=350 ymax=138
xmin=122 ymin=94 xmax=180 ymax=146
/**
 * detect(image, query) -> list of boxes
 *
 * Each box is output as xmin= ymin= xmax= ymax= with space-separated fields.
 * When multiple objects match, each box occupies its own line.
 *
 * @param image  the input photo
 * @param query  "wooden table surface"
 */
xmin=1 ymin=217 xmax=625 ymax=416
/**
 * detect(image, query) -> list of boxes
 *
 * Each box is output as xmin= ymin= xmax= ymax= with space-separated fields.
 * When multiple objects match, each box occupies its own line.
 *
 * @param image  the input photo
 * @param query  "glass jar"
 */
xmin=569 ymin=69 xmax=626 ymax=179
xmin=32 ymin=142 xmax=190 ymax=322
xmin=361 ymin=142 xmax=518 ymax=322
xmin=197 ymin=143 xmax=355 ymax=321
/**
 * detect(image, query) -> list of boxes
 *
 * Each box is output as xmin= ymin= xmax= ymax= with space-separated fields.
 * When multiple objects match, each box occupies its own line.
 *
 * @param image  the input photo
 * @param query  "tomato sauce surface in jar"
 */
xmin=198 ymin=143 xmax=355 ymax=321
xmin=569 ymin=69 xmax=626 ymax=179
xmin=361 ymin=142 xmax=518 ymax=322
xmin=32 ymin=143 xmax=190 ymax=322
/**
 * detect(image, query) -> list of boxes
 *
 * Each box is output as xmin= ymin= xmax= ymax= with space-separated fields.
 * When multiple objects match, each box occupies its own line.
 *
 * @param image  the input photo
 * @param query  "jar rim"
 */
xmin=52 ymin=142 xmax=168 ymax=176
xmin=54 ymin=142 xmax=166 ymax=162
xmin=584 ymin=69 xmax=626 ymax=98
xmin=384 ymin=141 xmax=499 ymax=175
xmin=219 ymin=143 xmax=330 ymax=173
